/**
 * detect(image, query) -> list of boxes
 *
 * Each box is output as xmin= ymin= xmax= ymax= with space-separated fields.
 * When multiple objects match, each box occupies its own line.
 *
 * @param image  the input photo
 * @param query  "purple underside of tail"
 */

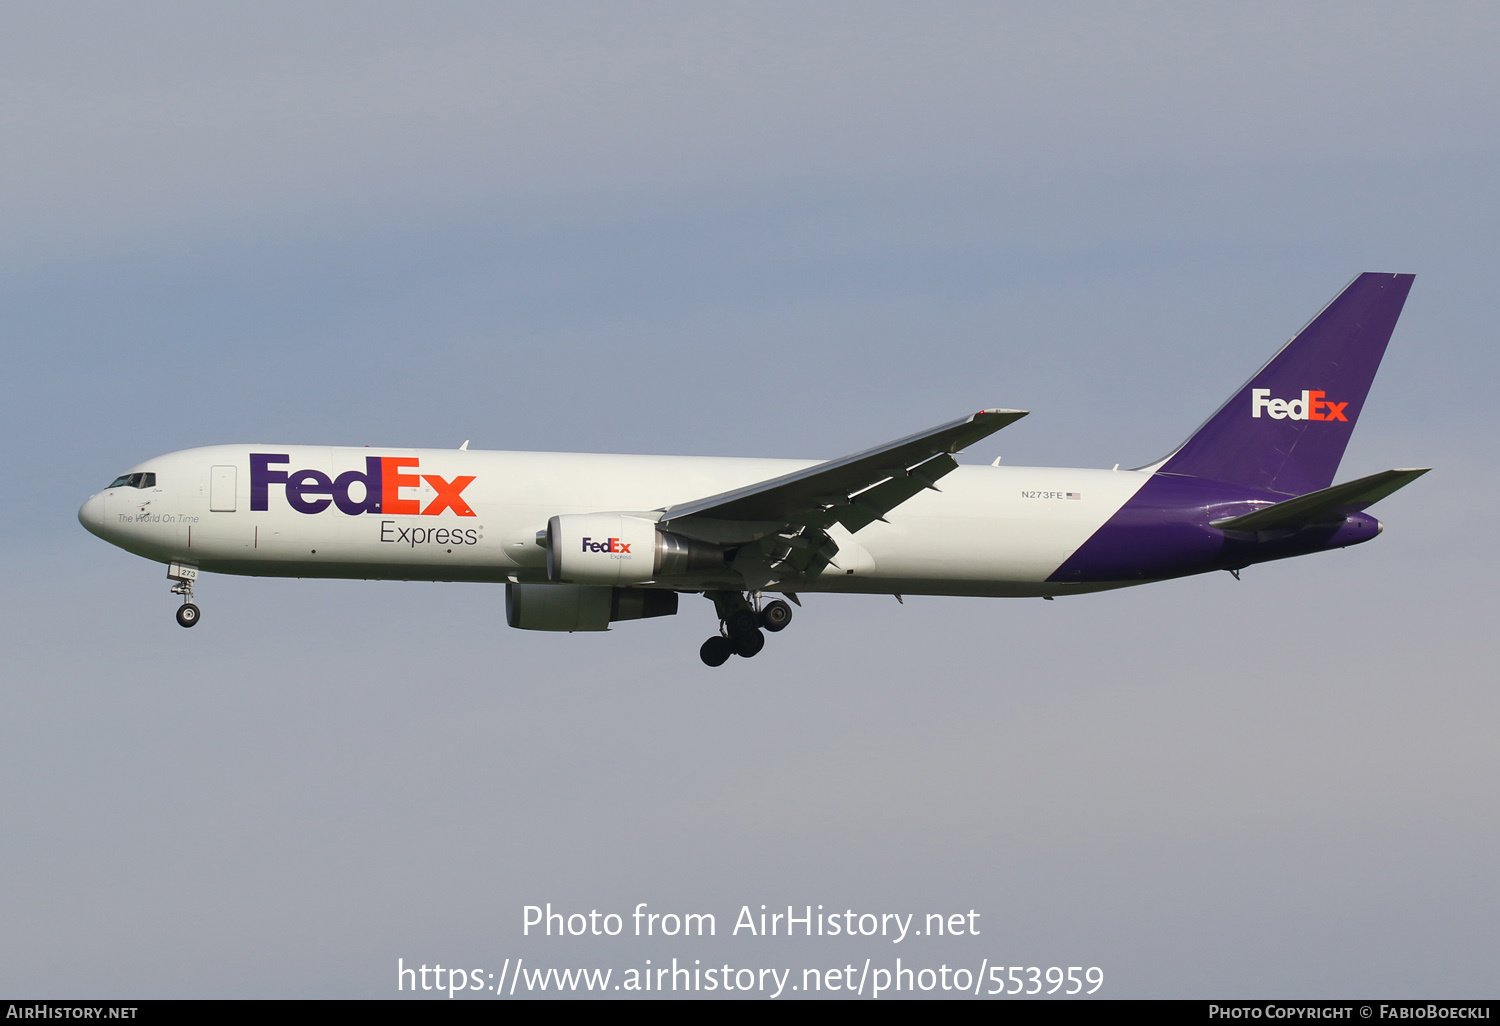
xmin=1046 ymin=475 xmax=1381 ymax=584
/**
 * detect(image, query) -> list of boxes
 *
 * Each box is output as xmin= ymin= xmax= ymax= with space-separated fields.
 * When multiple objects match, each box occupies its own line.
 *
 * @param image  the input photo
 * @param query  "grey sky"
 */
xmin=2 ymin=3 xmax=1495 ymax=998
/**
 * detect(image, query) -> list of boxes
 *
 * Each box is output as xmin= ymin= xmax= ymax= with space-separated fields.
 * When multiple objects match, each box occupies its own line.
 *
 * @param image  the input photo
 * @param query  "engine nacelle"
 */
xmin=545 ymin=514 xmax=723 ymax=584
xmin=505 ymin=582 xmax=679 ymax=632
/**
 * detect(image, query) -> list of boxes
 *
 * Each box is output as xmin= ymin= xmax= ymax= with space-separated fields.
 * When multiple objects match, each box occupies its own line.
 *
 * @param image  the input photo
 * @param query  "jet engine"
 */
xmin=544 ymin=514 xmax=723 ymax=584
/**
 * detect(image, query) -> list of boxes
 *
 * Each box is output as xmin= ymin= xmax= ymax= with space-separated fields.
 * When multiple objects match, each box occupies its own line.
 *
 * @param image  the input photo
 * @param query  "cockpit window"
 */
xmin=108 ymin=473 xmax=156 ymax=489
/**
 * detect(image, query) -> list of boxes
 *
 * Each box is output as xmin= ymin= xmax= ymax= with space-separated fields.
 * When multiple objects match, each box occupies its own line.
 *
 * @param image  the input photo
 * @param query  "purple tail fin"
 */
xmin=1155 ymin=272 xmax=1415 ymax=496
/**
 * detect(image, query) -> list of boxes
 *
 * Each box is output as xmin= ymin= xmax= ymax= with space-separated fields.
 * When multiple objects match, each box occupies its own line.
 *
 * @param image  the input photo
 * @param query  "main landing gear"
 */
xmin=699 ymin=592 xmax=793 ymax=666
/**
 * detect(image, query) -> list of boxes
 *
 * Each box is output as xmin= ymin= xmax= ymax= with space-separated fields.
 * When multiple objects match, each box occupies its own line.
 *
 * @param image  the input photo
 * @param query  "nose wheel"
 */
xmin=169 ymin=564 xmax=201 ymax=628
xmin=699 ymin=592 xmax=794 ymax=666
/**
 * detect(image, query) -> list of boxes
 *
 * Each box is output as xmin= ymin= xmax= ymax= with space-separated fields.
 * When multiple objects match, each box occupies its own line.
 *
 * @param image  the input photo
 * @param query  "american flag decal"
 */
xmin=1066 ymin=492 xmax=1082 ymax=500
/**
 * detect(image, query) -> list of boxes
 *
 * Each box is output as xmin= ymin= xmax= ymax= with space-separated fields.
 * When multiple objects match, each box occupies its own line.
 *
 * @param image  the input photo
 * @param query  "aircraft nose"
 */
xmin=78 ymin=493 xmax=104 ymax=537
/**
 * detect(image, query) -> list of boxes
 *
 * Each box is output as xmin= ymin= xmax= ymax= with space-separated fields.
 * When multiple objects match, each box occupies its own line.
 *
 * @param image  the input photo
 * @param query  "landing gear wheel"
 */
xmin=700 ymin=635 xmax=733 ymax=666
xmin=760 ymin=600 xmax=793 ymax=632
xmin=726 ymin=609 xmax=759 ymax=636
xmin=731 ymin=627 xmax=765 ymax=658
xmin=175 ymin=603 xmax=201 ymax=628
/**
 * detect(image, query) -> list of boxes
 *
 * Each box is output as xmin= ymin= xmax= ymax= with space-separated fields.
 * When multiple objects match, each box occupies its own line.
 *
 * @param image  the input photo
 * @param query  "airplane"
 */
xmin=79 ymin=272 xmax=1426 ymax=667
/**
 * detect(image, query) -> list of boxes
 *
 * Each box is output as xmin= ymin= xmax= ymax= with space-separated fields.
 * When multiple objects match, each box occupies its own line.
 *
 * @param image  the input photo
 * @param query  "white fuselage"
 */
xmin=78 ymin=444 xmax=1156 ymax=598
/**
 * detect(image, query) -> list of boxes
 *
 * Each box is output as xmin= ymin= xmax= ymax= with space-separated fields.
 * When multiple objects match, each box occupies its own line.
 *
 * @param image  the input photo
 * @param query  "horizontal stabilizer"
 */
xmin=1211 ymin=468 xmax=1430 ymax=532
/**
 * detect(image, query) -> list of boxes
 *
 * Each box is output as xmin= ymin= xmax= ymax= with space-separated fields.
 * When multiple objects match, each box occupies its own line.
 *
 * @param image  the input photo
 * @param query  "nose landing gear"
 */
xmin=699 ymin=592 xmax=794 ymax=666
xmin=168 ymin=562 xmax=201 ymax=628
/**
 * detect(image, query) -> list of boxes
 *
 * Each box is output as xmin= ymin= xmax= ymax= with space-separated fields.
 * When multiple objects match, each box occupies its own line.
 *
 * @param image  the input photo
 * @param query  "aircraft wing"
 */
xmin=659 ymin=409 xmax=1027 ymax=579
xmin=662 ymin=409 xmax=1026 ymax=525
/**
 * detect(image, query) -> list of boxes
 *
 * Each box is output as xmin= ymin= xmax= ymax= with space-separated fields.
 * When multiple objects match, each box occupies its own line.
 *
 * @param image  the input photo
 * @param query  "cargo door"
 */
xmin=209 ymin=465 xmax=237 ymax=512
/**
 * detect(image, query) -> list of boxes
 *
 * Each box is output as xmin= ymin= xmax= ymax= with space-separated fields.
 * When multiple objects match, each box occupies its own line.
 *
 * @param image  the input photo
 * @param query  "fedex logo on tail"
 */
xmin=250 ymin=454 xmax=476 ymax=516
xmin=1250 ymin=389 xmax=1348 ymax=422
xmin=582 ymin=537 xmax=631 ymax=554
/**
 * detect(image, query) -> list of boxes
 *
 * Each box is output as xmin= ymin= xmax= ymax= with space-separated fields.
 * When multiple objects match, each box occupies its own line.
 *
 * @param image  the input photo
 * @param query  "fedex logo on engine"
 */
xmin=1250 ymin=389 xmax=1349 ymax=422
xmin=582 ymin=537 xmax=631 ymax=554
xmin=250 ymin=453 xmax=476 ymax=516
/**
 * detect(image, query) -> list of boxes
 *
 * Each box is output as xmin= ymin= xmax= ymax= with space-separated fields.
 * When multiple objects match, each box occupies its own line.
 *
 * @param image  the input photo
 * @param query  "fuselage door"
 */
xmin=210 ymin=465 xmax=237 ymax=512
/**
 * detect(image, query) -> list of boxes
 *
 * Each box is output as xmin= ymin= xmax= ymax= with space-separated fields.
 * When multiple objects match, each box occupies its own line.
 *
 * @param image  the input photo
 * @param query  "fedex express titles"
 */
xmin=252 ymin=453 xmax=481 ymax=548
xmin=250 ymin=453 xmax=476 ymax=516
